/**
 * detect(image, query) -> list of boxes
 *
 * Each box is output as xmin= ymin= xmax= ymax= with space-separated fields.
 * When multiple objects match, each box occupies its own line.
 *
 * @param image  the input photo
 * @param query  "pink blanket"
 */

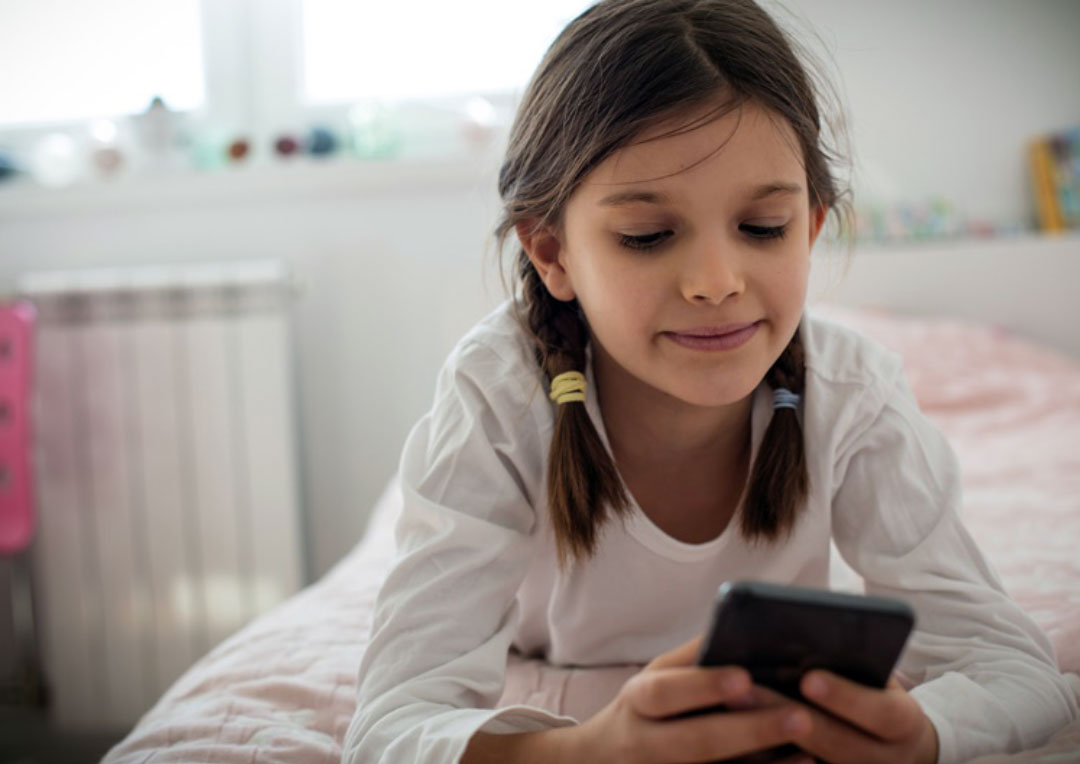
xmin=105 ymin=307 xmax=1080 ymax=763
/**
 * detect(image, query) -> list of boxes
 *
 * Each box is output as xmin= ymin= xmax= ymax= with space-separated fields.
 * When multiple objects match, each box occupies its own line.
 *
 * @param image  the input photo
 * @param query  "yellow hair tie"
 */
xmin=549 ymin=371 xmax=586 ymax=404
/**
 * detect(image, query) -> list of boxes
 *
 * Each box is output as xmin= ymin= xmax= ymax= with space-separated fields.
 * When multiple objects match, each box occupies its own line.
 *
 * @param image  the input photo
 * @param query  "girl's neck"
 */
xmin=592 ymin=347 xmax=754 ymax=475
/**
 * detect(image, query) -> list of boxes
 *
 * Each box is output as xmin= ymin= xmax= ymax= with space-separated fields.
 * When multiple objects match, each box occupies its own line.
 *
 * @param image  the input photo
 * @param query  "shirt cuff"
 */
xmin=910 ymin=671 xmax=994 ymax=764
xmin=909 ymin=685 xmax=954 ymax=764
xmin=447 ymin=704 xmax=579 ymax=763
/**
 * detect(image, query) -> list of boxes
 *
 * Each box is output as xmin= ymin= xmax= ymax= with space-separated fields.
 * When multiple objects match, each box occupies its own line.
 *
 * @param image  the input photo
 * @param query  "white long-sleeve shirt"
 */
xmin=342 ymin=300 xmax=1078 ymax=764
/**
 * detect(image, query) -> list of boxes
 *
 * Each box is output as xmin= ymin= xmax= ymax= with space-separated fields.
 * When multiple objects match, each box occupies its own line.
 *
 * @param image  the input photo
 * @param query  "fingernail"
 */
xmin=804 ymin=674 xmax=828 ymax=698
xmin=783 ymin=710 xmax=811 ymax=735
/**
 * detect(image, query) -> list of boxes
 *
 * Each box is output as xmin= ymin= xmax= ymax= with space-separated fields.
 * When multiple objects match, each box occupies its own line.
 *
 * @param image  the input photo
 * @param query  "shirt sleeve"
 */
xmin=341 ymin=340 xmax=577 ymax=764
xmin=830 ymin=369 xmax=1079 ymax=764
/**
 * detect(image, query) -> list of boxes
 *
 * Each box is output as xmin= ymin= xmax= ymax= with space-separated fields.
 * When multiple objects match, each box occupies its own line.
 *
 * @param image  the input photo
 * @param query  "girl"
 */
xmin=343 ymin=1 xmax=1078 ymax=762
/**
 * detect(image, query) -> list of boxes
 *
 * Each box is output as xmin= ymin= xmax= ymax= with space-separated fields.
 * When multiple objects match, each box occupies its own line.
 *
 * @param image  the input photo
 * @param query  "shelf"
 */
xmin=0 ymin=152 xmax=503 ymax=220
xmin=834 ymin=230 xmax=1080 ymax=257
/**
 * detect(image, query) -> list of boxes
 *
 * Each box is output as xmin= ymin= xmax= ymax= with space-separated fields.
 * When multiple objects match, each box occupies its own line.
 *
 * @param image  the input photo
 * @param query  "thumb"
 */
xmin=646 ymin=634 xmax=704 ymax=671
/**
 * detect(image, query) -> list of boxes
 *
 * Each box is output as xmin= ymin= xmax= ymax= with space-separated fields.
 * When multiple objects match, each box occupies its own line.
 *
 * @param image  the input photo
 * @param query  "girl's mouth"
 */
xmin=662 ymin=321 xmax=760 ymax=351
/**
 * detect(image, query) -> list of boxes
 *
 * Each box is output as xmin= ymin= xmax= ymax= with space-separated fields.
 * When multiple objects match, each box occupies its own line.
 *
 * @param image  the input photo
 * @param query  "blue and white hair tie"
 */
xmin=772 ymin=388 xmax=801 ymax=410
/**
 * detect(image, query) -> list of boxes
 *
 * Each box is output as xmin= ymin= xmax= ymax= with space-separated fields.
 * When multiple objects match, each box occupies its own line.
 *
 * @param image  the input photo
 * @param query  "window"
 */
xmin=301 ymin=0 xmax=591 ymax=103
xmin=0 ymin=0 xmax=205 ymax=128
xmin=0 ymin=0 xmax=594 ymax=185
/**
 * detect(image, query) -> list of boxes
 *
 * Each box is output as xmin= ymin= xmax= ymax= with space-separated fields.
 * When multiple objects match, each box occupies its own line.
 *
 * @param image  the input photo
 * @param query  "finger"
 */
xmin=774 ymin=754 xmax=816 ymax=764
xmin=785 ymin=703 xmax=893 ymax=764
xmin=646 ymin=634 xmax=704 ymax=670
xmin=891 ymin=670 xmax=916 ymax=691
xmin=725 ymin=682 xmax=794 ymax=711
xmin=641 ymin=705 xmax=813 ymax=764
xmin=625 ymin=665 xmax=751 ymax=718
xmin=800 ymin=670 xmax=924 ymax=742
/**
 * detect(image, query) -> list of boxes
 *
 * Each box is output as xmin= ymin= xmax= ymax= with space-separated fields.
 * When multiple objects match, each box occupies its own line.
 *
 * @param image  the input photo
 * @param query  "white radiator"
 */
xmin=18 ymin=260 xmax=305 ymax=731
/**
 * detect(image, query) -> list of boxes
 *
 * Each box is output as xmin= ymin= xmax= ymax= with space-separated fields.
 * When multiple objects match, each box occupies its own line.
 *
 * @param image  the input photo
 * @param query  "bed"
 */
xmin=103 ymin=304 xmax=1080 ymax=763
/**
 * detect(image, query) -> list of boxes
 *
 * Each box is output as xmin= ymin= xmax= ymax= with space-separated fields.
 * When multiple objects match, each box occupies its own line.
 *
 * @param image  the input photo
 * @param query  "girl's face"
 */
xmin=526 ymin=99 xmax=826 ymax=410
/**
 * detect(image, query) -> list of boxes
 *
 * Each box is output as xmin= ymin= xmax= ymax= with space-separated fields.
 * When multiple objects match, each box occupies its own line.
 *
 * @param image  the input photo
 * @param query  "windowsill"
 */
xmin=0 ymin=152 xmax=503 ymax=220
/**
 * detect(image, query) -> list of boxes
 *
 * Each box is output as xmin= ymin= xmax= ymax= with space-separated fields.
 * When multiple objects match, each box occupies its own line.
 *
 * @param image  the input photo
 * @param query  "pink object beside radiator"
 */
xmin=0 ymin=301 xmax=35 ymax=555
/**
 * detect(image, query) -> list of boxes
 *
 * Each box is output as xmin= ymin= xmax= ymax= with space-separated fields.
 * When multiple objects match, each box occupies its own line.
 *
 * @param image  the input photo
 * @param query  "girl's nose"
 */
xmin=680 ymin=242 xmax=745 ymax=305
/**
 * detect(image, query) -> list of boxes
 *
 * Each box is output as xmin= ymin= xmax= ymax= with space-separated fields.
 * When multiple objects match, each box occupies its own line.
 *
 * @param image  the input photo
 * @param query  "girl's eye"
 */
xmin=618 ymin=231 xmax=672 ymax=250
xmin=741 ymin=223 xmax=787 ymax=240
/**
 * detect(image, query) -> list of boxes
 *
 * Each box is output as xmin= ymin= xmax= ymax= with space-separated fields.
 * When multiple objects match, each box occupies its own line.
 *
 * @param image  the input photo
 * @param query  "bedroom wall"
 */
xmin=0 ymin=0 xmax=1078 ymax=586
xmin=764 ymin=0 xmax=1080 ymax=227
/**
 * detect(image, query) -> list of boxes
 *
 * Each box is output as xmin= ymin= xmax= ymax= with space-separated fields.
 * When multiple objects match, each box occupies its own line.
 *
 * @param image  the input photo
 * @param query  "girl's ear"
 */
xmin=515 ymin=219 xmax=576 ymax=302
xmin=808 ymin=205 xmax=828 ymax=248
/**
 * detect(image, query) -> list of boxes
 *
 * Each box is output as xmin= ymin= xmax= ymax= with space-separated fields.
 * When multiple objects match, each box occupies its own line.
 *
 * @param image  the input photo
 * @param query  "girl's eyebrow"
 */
xmin=598 ymin=190 xmax=670 ymax=207
xmin=751 ymin=182 xmax=803 ymax=200
xmin=597 ymin=182 xmax=803 ymax=207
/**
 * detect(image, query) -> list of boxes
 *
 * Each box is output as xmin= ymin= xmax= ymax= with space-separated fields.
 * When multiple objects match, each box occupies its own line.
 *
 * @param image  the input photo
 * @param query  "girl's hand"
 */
xmin=728 ymin=670 xmax=939 ymax=764
xmin=566 ymin=634 xmax=815 ymax=763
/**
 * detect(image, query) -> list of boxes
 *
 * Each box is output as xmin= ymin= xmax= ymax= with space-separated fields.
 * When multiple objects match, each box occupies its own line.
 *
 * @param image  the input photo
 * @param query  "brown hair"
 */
xmin=494 ymin=0 xmax=850 ymax=567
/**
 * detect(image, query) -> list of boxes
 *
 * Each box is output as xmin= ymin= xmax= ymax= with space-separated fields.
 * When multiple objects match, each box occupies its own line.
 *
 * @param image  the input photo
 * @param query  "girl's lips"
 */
xmin=663 ymin=321 xmax=760 ymax=351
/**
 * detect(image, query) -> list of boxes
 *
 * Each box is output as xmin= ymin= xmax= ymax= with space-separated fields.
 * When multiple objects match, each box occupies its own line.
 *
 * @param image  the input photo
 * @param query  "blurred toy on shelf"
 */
xmin=461 ymin=97 xmax=497 ymax=151
xmin=131 ymin=95 xmax=188 ymax=172
xmin=90 ymin=145 xmax=124 ymax=177
xmin=0 ymin=89 xmax=508 ymax=191
xmin=188 ymin=125 xmax=231 ymax=171
xmin=273 ymin=134 xmax=303 ymax=158
xmin=227 ymin=137 xmax=252 ymax=163
xmin=853 ymin=196 xmax=1025 ymax=247
xmin=28 ymin=133 xmax=81 ymax=188
xmin=347 ymin=104 xmax=401 ymax=159
xmin=307 ymin=126 xmax=339 ymax=157
xmin=87 ymin=119 xmax=125 ymax=179
xmin=0 ymin=151 xmax=19 ymax=183
xmin=1030 ymin=126 xmax=1080 ymax=232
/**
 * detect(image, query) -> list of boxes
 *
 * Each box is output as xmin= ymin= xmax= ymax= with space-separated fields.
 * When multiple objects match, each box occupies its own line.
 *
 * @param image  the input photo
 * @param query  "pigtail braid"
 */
xmin=519 ymin=261 xmax=629 ymax=568
xmin=741 ymin=326 xmax=809 ymax=541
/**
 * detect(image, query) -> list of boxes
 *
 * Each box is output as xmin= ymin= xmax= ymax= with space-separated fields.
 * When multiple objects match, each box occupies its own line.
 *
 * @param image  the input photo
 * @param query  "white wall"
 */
xmin=768 ymin=0 xmax=1080 ymax=226
xmin=1 ymin=1 xmax=1078 ymax=579
xmin=0 ymin=162 xmax=509 ymax=581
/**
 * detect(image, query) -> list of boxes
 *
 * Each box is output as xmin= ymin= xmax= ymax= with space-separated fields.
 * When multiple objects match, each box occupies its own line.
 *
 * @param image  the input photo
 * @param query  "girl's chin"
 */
xmin=661 ymin=381 xmax=760 ymax=409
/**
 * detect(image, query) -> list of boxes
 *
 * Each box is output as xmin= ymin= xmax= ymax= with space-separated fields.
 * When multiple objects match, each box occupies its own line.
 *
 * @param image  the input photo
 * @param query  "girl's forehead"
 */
xmin=580 ymin=100 xmax=805 ymax=200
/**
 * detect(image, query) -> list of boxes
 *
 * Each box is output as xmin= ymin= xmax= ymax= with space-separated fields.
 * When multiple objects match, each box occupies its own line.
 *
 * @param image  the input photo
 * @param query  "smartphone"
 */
xmin=697 ymin=580 xmax=915 ymax=699
xmin=685 ymin=580 xmax=915 ymax=764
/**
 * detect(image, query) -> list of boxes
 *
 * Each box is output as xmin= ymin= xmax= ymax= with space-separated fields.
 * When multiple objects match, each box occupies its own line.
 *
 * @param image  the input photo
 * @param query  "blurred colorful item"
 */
xmin=88 ymin=118 xmax=125 ymax=178
xmin=28 ymin=133 xmax=81 ymax=187
xmin=347 ymin=104 xmax=401 ymax=159
xmin=133 ymin=95 xmax=186 ymax=172
xmin=227 ymin=138 xmax=252 ymax=162
xmin=188 ymin=124 xmax=229 ymax=171
xmin=1029 ymin=127 xmax=1080 ymax=232
xmin=461 ymin=97 xmax=496 ymax=151
xmin=307 ymin=126 xmax=339 ymax=157
xmin=852 ymin=197 xmax=1022 ymax=246
xmin=273 ymin=134 xmax=302 ymax=157
xmin=0 ymin=151 xmax=18 ymax=182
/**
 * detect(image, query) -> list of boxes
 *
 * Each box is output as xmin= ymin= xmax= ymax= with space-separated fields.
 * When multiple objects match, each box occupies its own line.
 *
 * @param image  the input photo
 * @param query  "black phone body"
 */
xmin=688 ymin=580 xmax=916 ymax=764
xmin=695 ymin=579 xmax=915 ymax=700
xmin=698 ymin=580 xmax=916 ymax=700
